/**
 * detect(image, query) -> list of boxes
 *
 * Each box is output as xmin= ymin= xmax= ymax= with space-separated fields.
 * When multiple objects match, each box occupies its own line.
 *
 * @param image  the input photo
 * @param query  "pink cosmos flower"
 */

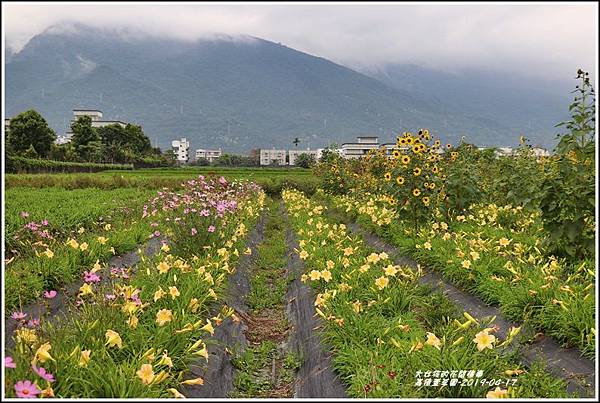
xmin=208 ymin=225 xmax=216 ymax=233
xmin=41 ymin=219 xmax=49 ymax=226
xmin=5 ymin=356 xmax=16 ymax=369
xmin=43 ymin=290 xmax=57 ymax=299
xmin=191 ymin=228 xmax=198 ymax=236
xmin=154 ymin=230 xmax=161 ymax=237
xmin=11 ymin=311 xmax=27 ymax=320
xmin=83 ymin=271 xmax=101 ymax=283
xmin=27 ymin=319 xmax=40 ymax=328
xmin=219 ymin=176 xmax=228 ymax=185
xmin=32 ymin=364 xmax=55 ymax=382
xmin=14 ymin=380 xmax=41 ymax=398
xmin=105 ymin=294 xmax=116 ymax=301
xmin=200 ymin=209 xmax=210 ymax=217
xmin=20 ymin=211 xmax=29 ymax=218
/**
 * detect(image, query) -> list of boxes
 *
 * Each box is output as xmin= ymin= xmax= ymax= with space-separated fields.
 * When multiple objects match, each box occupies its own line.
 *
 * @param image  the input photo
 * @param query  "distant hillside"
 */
xmin=5 ymin=24 xmax=570 ymax=152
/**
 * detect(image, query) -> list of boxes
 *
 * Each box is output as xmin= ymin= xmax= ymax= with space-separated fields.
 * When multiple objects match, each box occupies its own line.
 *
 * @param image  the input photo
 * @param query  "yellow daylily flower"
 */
xmin=79 ymin=350 xmax=91 ymax=367
xmin=474 ymin=330 xmax=496 ymax=351
xmin=425 ymin=332 xmax=442 ymax=350
xmin=375 ymin=276 xmax=389 ymax=290
xmin=105 ymin=329 xmax=123 ymax=349
xmin=156 ymin=309 xmax=173 ymax=326
xmin=137 ymin=363 xmax=155 ymax=385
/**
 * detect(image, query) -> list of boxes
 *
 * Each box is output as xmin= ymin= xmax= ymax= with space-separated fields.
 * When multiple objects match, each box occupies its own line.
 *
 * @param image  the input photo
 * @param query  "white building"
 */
xmin=260 ymin=149 xmax=287 ymax=166
xmin=289 ymin=149 xmax=319 ymax=165
xmin=72 ymin=110 xmax=126 ymax=128
xmin=55 ymin=135 xmax=71 ymax=145
xmin=172 ymin=138 xmax=190 ymax=163
xmin=195 ymin=148 xmax=222 ymax=163
xmin=65 ymin=109 xmax=127 ymax=142
xmin=341 ymin=136 xmax=380 ymax=159
xmin=531 ymin=147 xmax=551 ymax=157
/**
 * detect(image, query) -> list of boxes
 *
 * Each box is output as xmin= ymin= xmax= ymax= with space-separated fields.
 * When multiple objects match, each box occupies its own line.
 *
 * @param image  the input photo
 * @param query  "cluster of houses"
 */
xmin=172 ymin=135 xmax=550 ymax=166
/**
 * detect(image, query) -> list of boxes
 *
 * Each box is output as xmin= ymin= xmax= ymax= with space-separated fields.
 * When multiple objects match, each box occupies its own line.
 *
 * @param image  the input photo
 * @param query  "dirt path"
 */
xmin=331 ymin=210 xmax=595 ymax=397
xmin=283 ymin=203 xmax=348 ymax=398
xmin=181 ymin=211 xmax=268 ymax=398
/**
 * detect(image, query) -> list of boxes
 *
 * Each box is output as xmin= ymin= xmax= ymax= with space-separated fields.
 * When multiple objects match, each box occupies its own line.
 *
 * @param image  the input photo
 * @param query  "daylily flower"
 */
xmin=486 ymin=387 xmax=508 ymax=398
xmin=137 ymin=363 xmax=155 ymax=385
xmin=375 ymin=276 xmax=389 ymax=290
xmin=158 ymin=352 xmax=173 ymax=368
xmin=43 ymin=249 xmax=54 ymax=258
xmin=309 ymin=270 xmax=321 ymax=281
xmin=425 ymin=332 xmax=442 ymax=350
xmin=156 ymin=309 xmax=173 ymax=326
xmin=157 ymin=261 xmax=170 ymax=274
xmin=169 ymin=286 xmax=180 ymax=299
xmin=66 ymin=239 xmax=79 ymax=249
xmin=34 ymin=342 xmax=54 ymax=363
xmin=181 ymin=377 xmax=205 ymax=385
xmin=97 ymin=236 xmax=108 ymax=245
xmin=321 ymin=269 xmax=332 ymax=282
xmin=79 ymin=242 xmax=89 ymax=251
xmin=168 ymin=388 xmax=186 ymax=398
xmin=299 ymin=250 xmax=309 ymax=259
xmin=474 ymin=330 xmax=496 ymax=351
xmin=105 ymin=330 xmax=123 ymax=349
xmin=79 ymin=350 xmax=91 ymax=367
xmin=201 ymin=320 xmax=215 ymax=335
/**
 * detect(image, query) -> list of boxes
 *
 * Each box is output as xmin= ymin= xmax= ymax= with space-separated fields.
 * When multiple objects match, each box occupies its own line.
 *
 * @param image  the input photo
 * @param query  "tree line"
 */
xmin=5 ymin=110 xmax=176 ymax=167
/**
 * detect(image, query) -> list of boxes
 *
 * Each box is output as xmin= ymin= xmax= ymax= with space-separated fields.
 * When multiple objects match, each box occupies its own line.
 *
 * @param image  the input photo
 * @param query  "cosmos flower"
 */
xmin=14 ymin=380 xmax=41 ymax=399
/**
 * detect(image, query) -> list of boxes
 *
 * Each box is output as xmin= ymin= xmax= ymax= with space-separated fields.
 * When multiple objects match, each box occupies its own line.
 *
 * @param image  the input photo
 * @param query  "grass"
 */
xmin=231 ymin=198 xmax=300 ymax=398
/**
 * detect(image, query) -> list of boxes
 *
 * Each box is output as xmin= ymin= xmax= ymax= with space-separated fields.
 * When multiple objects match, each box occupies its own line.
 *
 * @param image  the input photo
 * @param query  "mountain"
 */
xmin=5 ymin=24 xmax=571 ymax=152
xmin=361 ymin=64 xmax=572 ymax=148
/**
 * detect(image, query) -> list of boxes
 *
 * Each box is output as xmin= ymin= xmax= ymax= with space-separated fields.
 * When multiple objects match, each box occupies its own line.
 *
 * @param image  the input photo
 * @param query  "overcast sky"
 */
xmin=3 ymin=2 xmax=597 ymax=80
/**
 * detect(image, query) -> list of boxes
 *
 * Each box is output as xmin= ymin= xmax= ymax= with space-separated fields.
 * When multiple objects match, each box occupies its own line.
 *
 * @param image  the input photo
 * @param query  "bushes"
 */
xmin=6 ymin=156 xmax=133 ymax=174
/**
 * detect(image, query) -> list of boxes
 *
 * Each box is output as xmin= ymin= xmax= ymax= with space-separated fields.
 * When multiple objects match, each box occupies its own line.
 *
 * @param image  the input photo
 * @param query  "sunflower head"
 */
xmin=413 ymin=167 xmax=422 ymax=176
xmin=396 ymin=176 xmax=405 ymax=185
xmin=401 ymin=156 xmax=411 ymax=165
xmin=392 ymin=150 xmax=401 ymax=158
xmin=413 ymin=188 xmax=421 ymax=197
xmin=384 ymin=172 xmax=392 ymax=181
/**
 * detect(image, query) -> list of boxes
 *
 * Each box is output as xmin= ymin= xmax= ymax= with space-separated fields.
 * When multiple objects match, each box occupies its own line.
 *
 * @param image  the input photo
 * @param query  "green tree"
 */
xmin=70 ymin=116 xmax=101 ymax=161
xmin=7 ymin=110 xmax=56 ymax=157
xmin=295 ymin=153 xmax=316 ymax=168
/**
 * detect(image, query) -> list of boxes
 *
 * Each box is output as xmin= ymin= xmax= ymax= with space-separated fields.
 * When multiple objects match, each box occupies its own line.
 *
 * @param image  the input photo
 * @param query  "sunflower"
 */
xmin=422 ymin=196 xmax=430 ymax=205
xmin=405 ymin=136 xmax=414 ymax=145
xmin=398 ymin=138 xmax=407 ymax=146
xmin=432 ymin=166 xmax=439 ymax=173
xmin=434 ymin=140 xmax=441 ymax=148
xmin=401 ymin=155 xmax=411 ymax=165
xmin=392 ymin=150 xmax=401 ymax=158
xmin=412 ymin=145 xmax=421 ymax=154
xmin=396 ymin=176 xmax=405 ymax=185
xmin=419 ymin=144 xmax=426 ymax=152
xmin=413 ymin=167 xmax=422 ymax=176
xmin=446 ymin=144 xmax=452 ymax=149
xmin=429 ymin=182 xmax=436 ymax=189
xmin=451 ymin=151 xmax=458 ymax=158
xmin=384 ymin=172 xmax=392 ymax=181
xmin=413 ymin=188 xmax=421 ymax=197
xmin=418 ymin=129 xmax=423 ymax=136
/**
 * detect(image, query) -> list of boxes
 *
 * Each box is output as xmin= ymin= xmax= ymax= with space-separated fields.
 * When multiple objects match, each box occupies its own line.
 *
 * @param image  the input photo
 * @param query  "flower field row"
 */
xmin=5 ymin=188 xmax=159 ymax=312
xmin=282 ymin=188 xmax=568 ymax=398
xmin=5 ymin=176 xmax=265 ymax=398
xmin=324 ymin=190 xmax=595 ymax=357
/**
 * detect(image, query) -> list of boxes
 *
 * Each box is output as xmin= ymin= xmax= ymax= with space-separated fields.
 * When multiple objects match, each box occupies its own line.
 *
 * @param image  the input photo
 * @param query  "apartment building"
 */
xmin=172 ymin=138 xmax=190 ymax=163
xmin=195 ymin=148 xmax=222 ymax=163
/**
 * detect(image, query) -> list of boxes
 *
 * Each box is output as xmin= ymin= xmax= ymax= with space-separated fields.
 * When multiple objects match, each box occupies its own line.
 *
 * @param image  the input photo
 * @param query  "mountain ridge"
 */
xmin=5 ymin=24 xmax=569 ymax=152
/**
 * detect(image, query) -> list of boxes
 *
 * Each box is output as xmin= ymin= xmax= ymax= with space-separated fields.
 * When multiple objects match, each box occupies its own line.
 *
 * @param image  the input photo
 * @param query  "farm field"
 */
xmin=2 ymin=79 xmax=596 ymax=399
